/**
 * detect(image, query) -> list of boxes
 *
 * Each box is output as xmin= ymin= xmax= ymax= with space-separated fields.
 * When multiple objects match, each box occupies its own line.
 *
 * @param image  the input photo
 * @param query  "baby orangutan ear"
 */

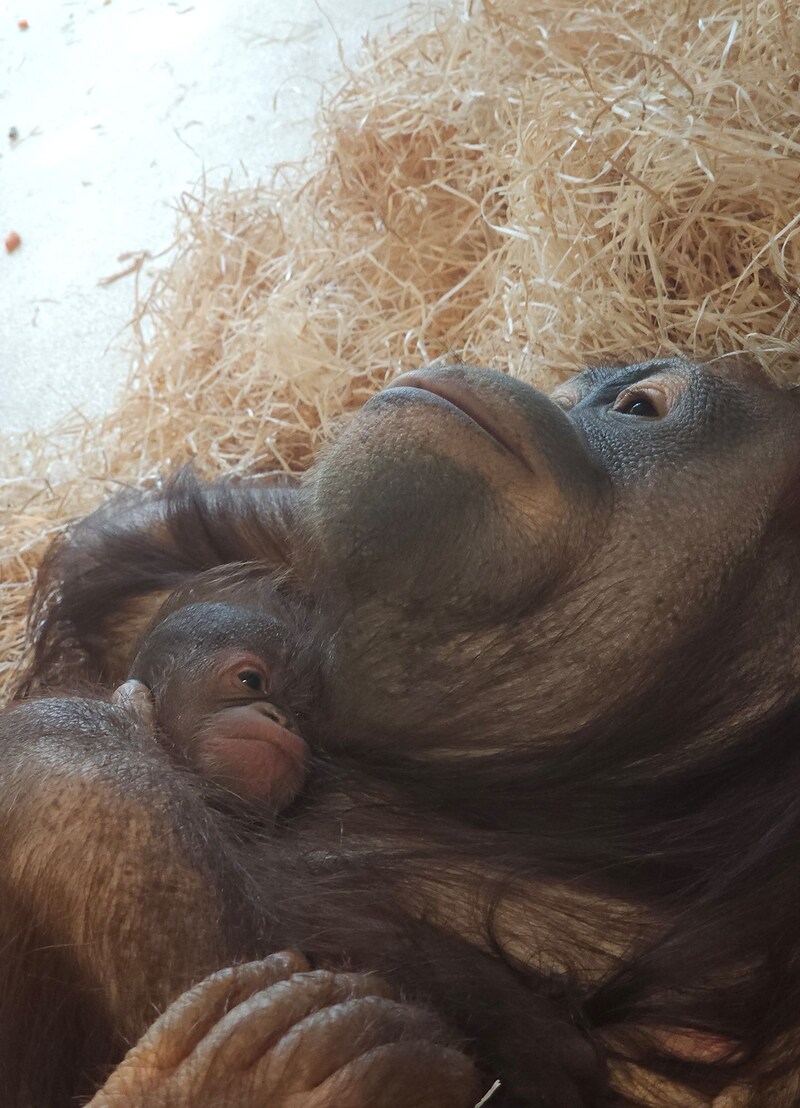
xmin=112 ymin=680 xmax=155 ymax=728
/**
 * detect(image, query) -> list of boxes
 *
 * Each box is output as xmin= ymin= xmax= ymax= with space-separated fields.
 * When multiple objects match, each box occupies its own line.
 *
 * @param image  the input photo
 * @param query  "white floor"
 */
xmin=1 ymin=0 xmax=417 ymax=440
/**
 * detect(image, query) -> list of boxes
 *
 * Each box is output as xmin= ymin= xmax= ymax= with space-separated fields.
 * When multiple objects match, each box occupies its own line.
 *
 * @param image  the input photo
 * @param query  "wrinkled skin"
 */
xmin=8 ymin=357 xmax=800 ymax=1107
xmin=88 ymin=954 xmax=477 ymax=1108
xmin=300 ymin=361 xmax=800 ymax=759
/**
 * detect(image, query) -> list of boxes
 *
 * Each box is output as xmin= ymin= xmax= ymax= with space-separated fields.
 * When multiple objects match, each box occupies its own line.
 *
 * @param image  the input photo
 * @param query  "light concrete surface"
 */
xmin=0 ymin=0 xmax=420 ymax=442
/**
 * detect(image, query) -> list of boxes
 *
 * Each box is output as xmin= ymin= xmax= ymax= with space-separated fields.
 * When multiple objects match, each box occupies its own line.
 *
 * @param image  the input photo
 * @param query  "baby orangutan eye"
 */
xmin=238 ymin=670 xmax=265 ymax=693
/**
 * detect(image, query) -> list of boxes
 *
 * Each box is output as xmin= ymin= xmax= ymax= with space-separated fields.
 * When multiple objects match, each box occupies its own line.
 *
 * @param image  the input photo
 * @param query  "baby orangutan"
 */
xmin=115 ymin=602 xmax=310 ymax=811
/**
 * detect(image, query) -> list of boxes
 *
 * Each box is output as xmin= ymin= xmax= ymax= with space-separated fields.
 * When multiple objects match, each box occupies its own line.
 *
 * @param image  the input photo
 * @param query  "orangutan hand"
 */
xmin=88 ymin=951 xmax=481 ymax=1107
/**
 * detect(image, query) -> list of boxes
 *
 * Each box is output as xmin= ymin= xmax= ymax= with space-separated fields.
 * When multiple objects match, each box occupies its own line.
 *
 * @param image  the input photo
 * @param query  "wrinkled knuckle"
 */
xmin=267 ymin=949 xmax=311 ymax=975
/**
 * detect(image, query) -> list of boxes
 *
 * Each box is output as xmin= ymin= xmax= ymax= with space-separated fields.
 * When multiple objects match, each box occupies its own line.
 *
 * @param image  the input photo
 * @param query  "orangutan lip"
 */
xmin=387 ymin=379 xmax=530 ymax=469
xmin=235 ymin=711 xmax=308 ymax=759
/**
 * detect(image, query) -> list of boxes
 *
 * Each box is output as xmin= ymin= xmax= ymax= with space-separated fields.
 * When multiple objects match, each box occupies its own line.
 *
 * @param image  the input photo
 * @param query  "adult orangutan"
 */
xmin=5 ymin=358 xmax=800 ymax=1106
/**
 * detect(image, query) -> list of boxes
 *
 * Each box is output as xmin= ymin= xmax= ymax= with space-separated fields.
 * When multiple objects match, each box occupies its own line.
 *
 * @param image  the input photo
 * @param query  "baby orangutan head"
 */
xmin=118 ymin=602 xmax=309 ymax=810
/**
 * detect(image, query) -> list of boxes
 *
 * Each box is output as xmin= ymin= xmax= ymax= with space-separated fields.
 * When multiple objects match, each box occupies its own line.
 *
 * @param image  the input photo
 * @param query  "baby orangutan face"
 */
xmin=115 ymin=603 xmax=309 ymax=810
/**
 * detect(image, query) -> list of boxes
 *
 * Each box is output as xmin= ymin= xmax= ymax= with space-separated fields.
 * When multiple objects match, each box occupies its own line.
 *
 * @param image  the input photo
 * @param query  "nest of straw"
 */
xmin=3 ymin=0 xmax=800 ymax=701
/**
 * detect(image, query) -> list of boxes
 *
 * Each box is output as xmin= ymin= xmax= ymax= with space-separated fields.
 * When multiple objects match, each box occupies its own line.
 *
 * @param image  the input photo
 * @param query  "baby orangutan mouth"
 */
xmin=195 ymin=701 xmax=308 ymax=808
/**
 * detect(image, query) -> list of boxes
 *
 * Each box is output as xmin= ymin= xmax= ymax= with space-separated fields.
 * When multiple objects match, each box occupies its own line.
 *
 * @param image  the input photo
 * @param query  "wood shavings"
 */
xmin=98 ymin=250 xmax=153 ymax=287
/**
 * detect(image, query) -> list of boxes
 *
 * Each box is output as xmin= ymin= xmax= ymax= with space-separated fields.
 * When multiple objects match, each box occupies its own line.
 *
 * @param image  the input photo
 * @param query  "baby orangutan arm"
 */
xmin=23 ymin=470 xmax=299 ymax=691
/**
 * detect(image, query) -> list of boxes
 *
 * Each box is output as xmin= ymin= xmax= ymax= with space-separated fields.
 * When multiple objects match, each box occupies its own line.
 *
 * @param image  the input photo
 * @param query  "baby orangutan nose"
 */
xmin=119 ymin=602 xmax=310 ymax=811
xmin=256 ymin=700 xmax=296 ymax=732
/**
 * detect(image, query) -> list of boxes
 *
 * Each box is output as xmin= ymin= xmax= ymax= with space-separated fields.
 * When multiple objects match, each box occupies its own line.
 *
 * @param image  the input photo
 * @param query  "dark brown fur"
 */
xmin=8 ymin=358 xmax=800 ymax=1105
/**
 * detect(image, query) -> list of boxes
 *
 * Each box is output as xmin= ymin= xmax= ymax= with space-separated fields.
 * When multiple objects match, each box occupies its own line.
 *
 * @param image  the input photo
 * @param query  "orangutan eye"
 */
xmin=619 ymin=397 xmax=658 ymax=417
xmin=612 ymin=386 xmax=669 ymax=419
xmin=238 ymin=671 xmax=265 ymax=693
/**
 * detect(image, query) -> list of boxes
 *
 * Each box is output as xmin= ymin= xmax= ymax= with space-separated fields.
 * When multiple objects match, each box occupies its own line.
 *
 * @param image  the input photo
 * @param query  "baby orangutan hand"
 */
xmin=88 ymin=951 xmax=481 ymax=1108
xmin=111 ymin=679 xmax=155 ymax=728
